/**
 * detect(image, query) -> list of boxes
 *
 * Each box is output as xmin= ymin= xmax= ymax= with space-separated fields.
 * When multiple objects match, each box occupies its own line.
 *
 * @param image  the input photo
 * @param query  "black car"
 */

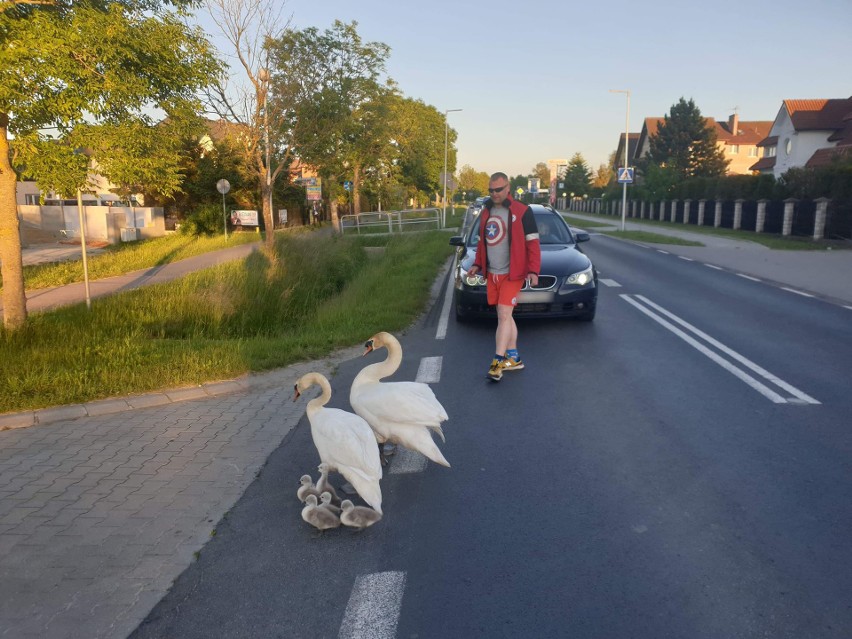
xmin=449 ymin=204 xmax=598 ymax=321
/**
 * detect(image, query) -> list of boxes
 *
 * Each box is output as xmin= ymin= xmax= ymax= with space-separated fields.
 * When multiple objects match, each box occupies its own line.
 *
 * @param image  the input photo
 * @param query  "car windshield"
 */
xmin=466 ymin=210 xmax=574 ymax=246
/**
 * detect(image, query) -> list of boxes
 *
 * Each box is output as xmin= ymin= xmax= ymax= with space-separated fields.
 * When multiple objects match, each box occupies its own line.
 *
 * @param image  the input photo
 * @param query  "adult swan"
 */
xmin=350 ymin=332 xmax=450 ymax=468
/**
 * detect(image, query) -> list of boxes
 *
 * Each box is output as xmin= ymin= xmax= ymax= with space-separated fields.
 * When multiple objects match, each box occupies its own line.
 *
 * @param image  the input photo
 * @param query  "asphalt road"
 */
xmin=131 ymin=234 xmax=852 ymax=639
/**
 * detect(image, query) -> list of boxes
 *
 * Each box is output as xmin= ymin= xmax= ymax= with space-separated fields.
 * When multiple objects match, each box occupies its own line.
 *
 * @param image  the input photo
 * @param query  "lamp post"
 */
xmin=556 ymin=163 xmax=567 ymax=209
xmin=259 ymin=67 xmax=273 ymax=236
xmin=443 ymin=108 xmax=462 ymax=228
xmin=609 ymin=89 xmax=630 ymax=231
xmin=217 ymin=179 xmax=231 ymax=239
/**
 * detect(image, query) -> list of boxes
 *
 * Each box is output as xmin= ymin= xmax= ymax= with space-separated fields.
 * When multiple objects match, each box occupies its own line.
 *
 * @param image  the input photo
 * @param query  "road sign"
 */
xmin=515 ymin=187 xmax=524 ymax=196
xmin=306 ymin=186 xmax=322 ymax=201
xmin=343 ymin=181 xmax=352 ymax=191
xmin=617 ymin=167 xmax=634 ymax=184
xmin=216 ymin=179 xmax=231 ymax=195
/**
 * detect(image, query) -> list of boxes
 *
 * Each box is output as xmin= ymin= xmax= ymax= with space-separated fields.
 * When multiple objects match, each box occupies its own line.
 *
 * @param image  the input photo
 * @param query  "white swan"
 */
xmin=294 ymin=372 xmax=383 ymax=514
xmin=340 ymin=500 xmax=382 ymax=530
xmin=301 ymin=494 xmax=341 ymax=531
xmin=350 ymin=332 xmax=450 ymax=468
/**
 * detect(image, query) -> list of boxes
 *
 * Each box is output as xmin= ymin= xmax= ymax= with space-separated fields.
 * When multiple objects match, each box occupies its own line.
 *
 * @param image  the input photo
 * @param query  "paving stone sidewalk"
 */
xmin=0 ymin=346 xmax=361 ymax=639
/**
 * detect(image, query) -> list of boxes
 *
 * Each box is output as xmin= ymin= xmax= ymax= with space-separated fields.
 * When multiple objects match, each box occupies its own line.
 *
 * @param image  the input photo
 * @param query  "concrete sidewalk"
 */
xmin=563 ymin=210 xmax=852 ymax=306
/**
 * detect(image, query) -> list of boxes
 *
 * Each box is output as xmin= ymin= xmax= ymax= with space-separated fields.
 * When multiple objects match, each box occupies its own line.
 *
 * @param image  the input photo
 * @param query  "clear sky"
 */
xmin=191 ymin=0 xmax=852 ymax=178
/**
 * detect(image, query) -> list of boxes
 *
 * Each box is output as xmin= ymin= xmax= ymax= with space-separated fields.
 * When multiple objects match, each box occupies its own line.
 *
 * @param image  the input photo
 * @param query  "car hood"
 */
xmin=459 ymin=244 xmax=591 ymax=276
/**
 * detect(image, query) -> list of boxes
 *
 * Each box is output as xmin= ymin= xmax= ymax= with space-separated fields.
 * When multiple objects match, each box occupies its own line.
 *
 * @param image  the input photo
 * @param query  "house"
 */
xmin=751 ymin=98 xmax=852 ymax=176
xmin=613 ymin=133 xmax=639 ymax=170
xmin=633 ymin=114 xmax=772 ymax=175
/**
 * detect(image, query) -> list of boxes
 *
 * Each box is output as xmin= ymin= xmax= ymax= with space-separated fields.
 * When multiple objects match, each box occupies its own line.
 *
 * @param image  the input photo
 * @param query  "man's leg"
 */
xmin=495 ymin=304 xmax=516 ymax=356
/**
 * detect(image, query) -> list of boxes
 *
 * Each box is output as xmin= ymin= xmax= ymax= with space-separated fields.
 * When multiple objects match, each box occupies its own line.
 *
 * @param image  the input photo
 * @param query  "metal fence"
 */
xmin=340 ymin=208 xmax=442 ymax=235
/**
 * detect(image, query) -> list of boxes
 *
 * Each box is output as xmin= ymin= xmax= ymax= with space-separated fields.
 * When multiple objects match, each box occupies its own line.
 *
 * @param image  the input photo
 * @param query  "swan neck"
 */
xmin=306 ymin=375 xmax=332 ymax=414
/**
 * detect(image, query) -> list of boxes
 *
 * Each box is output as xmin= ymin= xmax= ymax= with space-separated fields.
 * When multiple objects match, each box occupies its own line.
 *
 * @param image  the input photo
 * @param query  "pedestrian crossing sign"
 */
xmin=617 ymin=167 xmax=634 ymax=183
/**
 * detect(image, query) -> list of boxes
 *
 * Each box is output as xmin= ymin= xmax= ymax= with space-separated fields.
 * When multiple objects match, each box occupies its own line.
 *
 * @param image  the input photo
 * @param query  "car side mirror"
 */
xmin=575 ymin=232 xmax=590 ymax=243
xmin=449 ymin=236 xmax=465 ymax=246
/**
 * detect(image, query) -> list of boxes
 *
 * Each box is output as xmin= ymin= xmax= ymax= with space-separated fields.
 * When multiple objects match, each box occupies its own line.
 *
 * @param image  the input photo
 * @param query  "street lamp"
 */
xmin=259 ymin=67 xmax=273 ymax=235
xmin=556 ymin=163 xmax=567 ymax=209
xmin=609 ymin=89 xmax=631 ymax=231
xmin=443 ymin=108 xmax=462 ymax=228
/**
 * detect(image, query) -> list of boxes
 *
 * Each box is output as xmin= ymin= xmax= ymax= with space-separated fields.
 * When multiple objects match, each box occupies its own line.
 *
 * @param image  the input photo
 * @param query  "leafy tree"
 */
xmin=0 ymin=0 xmax=215 ymax=329
xmin=648 ymin=97 xmax=728 ymax=179
xmin=561 ymin=152 xmax=592 ymax=196
xmin=457 ymin=164 xmax=489 ymax=199
xmin=592 ymin=163 xmax=613 ymax=190
xmin=530 ymin=162 xmax=550 ymax=189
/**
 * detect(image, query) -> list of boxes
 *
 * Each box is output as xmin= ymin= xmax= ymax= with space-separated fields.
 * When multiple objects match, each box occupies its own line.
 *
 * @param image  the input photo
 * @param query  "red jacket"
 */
xmin=472 ymin=196 xmax=541 ymax=281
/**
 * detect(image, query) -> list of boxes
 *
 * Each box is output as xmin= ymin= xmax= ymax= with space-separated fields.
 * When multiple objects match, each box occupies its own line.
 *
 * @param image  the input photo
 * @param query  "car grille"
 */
xmin=522 ymin=275 xmax=558 ymax=290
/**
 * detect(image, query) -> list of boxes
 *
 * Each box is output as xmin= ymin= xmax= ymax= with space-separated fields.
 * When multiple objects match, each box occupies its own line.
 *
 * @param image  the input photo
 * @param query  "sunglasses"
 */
xmin=488 ymin=185 xmax=507 ymax=193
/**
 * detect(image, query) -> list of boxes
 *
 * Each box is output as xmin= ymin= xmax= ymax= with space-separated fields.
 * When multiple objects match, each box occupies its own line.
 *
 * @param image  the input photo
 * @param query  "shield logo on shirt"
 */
xmin=485 ymin=217 xmax=506 ymax=245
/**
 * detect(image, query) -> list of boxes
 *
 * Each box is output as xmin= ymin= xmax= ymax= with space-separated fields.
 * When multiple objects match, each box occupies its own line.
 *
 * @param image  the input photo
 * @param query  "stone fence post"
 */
xmin=683 ymin=199 xmax=692 ymax=225
xmin=640 ymin=200 xmax=646 ymax=219
xmin=670 ymin=199 xmax=678 ymax=223
xmin=697 ymin=199 xmax=706 ymax=226
xmin=714 ymin=200 xmax=722 ymax=227
xmin=813 ymin=197 xmax=830 ymax=240
xmin=733 ymin=199 xmax=744 ymax=230
xmin=755 ymin=200 xmax=768 ymax=233
xmin=782 ymin=198 xmax=797 ymax=236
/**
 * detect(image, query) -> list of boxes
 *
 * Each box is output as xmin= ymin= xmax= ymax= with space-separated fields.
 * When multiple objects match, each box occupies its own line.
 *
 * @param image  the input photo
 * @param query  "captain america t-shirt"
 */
xmin=483 ymin=205 xmax=510 ymax=274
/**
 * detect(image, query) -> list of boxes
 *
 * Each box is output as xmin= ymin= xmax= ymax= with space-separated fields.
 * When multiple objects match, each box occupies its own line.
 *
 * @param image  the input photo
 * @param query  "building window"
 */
xmin=748 ymin=146 xmax=758 ymax=157
xmin=766 ymin=146 xmax=776 ymax=158
xmin=729 ymin=145 xmax=740 ymax=154
xmin=24 ymin=194 xmax=40 ymax=205
xmin=785 ymin=138 xmax=792 ymax=155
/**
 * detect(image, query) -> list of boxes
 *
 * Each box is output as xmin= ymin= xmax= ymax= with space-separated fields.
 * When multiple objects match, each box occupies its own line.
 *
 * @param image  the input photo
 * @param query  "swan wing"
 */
xmin=354 ymin=382 xmax=448 ymax=426
xmin=310 ymin=407 xmax=383 ymax=481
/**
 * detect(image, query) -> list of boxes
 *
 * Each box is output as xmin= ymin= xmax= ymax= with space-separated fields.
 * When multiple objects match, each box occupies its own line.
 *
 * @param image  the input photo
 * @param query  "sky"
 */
xmin=191 ymin=0 xmax=852 ymax=178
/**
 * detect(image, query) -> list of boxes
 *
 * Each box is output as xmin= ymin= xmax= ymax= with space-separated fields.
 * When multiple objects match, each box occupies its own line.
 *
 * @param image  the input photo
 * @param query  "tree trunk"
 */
xmin=353 ymin=163 xmax=362 ymax=215
xmin=261 ymin=178 xmax=274 ymax=250
xmin=329 ymin=199 xmax=340 ymax=233
xmin=0 ymin=114 xmax=27 ymax=330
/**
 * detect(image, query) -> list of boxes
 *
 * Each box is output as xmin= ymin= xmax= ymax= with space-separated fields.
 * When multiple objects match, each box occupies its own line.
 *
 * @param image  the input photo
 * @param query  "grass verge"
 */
xmin=0 ymin=231 xmax=453 ymax=413
xmin=598 ymin=230 xmax=704 ymax=246
xmin=13 ymin=232 xmax=261 ymax=292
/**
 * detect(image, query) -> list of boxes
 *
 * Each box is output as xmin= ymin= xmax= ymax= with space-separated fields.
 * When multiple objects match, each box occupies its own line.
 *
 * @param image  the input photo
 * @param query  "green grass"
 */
xmin=13 ymin=232 xmax=261 ymax=291
xmin=568 ymin=210 xmax=849 ymax=251
xmin=0 ymin=231 xmax=454 ymax=413
xmin=599 ymin=230 xmax=704 ymax=246
xmin=561 ymin=215 xmax=616 ymax=229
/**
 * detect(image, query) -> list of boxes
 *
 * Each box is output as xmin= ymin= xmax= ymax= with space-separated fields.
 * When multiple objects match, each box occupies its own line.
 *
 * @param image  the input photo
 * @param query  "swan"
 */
xmin=316 ymin=462 xmax=341 ymax=505
xmin=350 ymin=332 xmax=450 ymax=468
xmin=301 ymin=494 xmax=341 ymax=531
xmin=294 ymin=372 xmax=383 ymax=514
xmin=340 ymin=500 xmax=383 ymax=530
xmin=319 ymin=492 xmax=341 ymax=515
xmin=297 ymin=475 xmax=321 ymax=503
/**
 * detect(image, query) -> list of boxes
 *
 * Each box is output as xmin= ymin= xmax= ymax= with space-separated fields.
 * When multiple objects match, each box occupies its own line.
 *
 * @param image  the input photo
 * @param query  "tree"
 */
xmin=648 ymin=97 xmax=729 ymax=179
xmin=457 ymin=164 xmax=489 ymax=199
xmin=530 ymin=162 xmax=550 ymax=189
xmin=267 ymin=20 xmax=394 ymax=223
xmin=0 ymin=0 xmax=215 ymax=329
xmin=592 ymin=161 xmax=614 ymax=190
xmin=561 ymin=152 xmax=593 ymax=196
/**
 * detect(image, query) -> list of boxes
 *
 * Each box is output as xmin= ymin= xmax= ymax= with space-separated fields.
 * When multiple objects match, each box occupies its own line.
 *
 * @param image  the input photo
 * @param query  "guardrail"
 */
xmin=340 ymin=208 xmax=442 ymax=235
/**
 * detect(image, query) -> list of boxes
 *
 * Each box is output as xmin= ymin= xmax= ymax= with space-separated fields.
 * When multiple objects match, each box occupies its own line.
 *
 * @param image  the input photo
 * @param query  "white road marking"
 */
xmin=599 ymin=279 xmax=622 ymax=287
xmin=704 ymin=264 xmax=724 ymax=270
xmin=436 ymin=265 xmax=456 ymax=340
xmin=781 ymin=287 xmax=814 ymax=298
xmin=388 ymin=447 xmax=429 ymax=474
xmin=844 ymin=305 xmax=852 ymax=311
xmin=339 ymin=572 xmax=407 ymax=639
xmin=657 ymin=249 xmax=670 ymax=254
xmin=622 ymin=294 xmax=820 ymax=405
xmin=415 ymin=356 xmax=442 ymax=384
xmin=737 ymin=273 xmax=761 ymax=282
xmin=678 ymin=256 xmax=694 ymax=262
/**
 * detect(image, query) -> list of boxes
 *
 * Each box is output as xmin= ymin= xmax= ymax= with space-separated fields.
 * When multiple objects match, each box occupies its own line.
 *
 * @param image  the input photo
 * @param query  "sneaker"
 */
xmin=487 ymin=358 xmax=504 ymax=381
xmin=501 ymin=355 xmax=524 ymax=371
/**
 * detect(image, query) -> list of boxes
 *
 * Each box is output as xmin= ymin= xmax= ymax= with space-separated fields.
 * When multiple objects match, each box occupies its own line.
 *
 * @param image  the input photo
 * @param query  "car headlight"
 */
xmin=565 ymin=266 xmax=594 ymax=286
xmin=460 ymin=268 xmax=486 ymax=287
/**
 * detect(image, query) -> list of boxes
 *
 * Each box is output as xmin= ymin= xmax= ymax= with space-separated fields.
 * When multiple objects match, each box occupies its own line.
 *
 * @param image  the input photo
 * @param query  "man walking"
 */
xmin=467 ymin=172 xmax=541 ymax=381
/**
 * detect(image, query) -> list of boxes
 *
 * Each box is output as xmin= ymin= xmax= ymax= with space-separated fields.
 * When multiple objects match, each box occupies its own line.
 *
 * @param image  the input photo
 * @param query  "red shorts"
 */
xmin=486 ymin=273 xmax=524 ymax=307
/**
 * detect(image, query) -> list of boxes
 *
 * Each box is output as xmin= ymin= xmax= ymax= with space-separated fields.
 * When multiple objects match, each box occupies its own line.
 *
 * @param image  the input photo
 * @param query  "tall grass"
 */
xmin=0 ymin=231 xmax=453 ymax=413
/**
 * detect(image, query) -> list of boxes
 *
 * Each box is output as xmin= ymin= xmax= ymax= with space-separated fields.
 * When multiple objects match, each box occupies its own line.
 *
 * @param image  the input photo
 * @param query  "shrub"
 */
xmin=180 ymin=203 xmax=225 ymax=236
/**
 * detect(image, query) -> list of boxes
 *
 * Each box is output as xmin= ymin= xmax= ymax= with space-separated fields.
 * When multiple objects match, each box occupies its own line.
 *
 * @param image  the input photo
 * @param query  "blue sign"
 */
xmin=617 ymin=167 xmax=634 ymax=184
xmin=343 ymin=181 xmax=353 ymax=191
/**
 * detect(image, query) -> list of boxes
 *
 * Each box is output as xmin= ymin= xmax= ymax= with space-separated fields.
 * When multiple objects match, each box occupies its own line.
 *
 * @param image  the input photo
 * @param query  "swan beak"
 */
xmin=293 ymin=384 xmax=301 ymax=401
xmin=362 ymin=339 xmax=375 ymax=356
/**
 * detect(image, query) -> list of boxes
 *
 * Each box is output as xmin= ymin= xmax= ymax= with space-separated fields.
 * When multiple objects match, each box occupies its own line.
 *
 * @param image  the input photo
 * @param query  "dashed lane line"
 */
xmin=737 ymin=273 xmax=761 ymax=282
xmin=599 ymin=279 xmax=621 ymax=287
xmin=339 ymin=571 xmax=407 ymax=639
xmin=704 ymin=264 xmax=724 ymax=270
xmin=415 ymin=357 xmax=442 ymax=384
xmin=781 ymin=287 xmax=815 ymax=298
xmin=436 ymin=265 xmax=455 ymax=340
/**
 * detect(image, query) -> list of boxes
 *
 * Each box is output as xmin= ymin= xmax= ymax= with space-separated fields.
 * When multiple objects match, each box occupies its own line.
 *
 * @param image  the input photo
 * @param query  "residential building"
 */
xmin=750 ymin=98 xmax=852 ymax=177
